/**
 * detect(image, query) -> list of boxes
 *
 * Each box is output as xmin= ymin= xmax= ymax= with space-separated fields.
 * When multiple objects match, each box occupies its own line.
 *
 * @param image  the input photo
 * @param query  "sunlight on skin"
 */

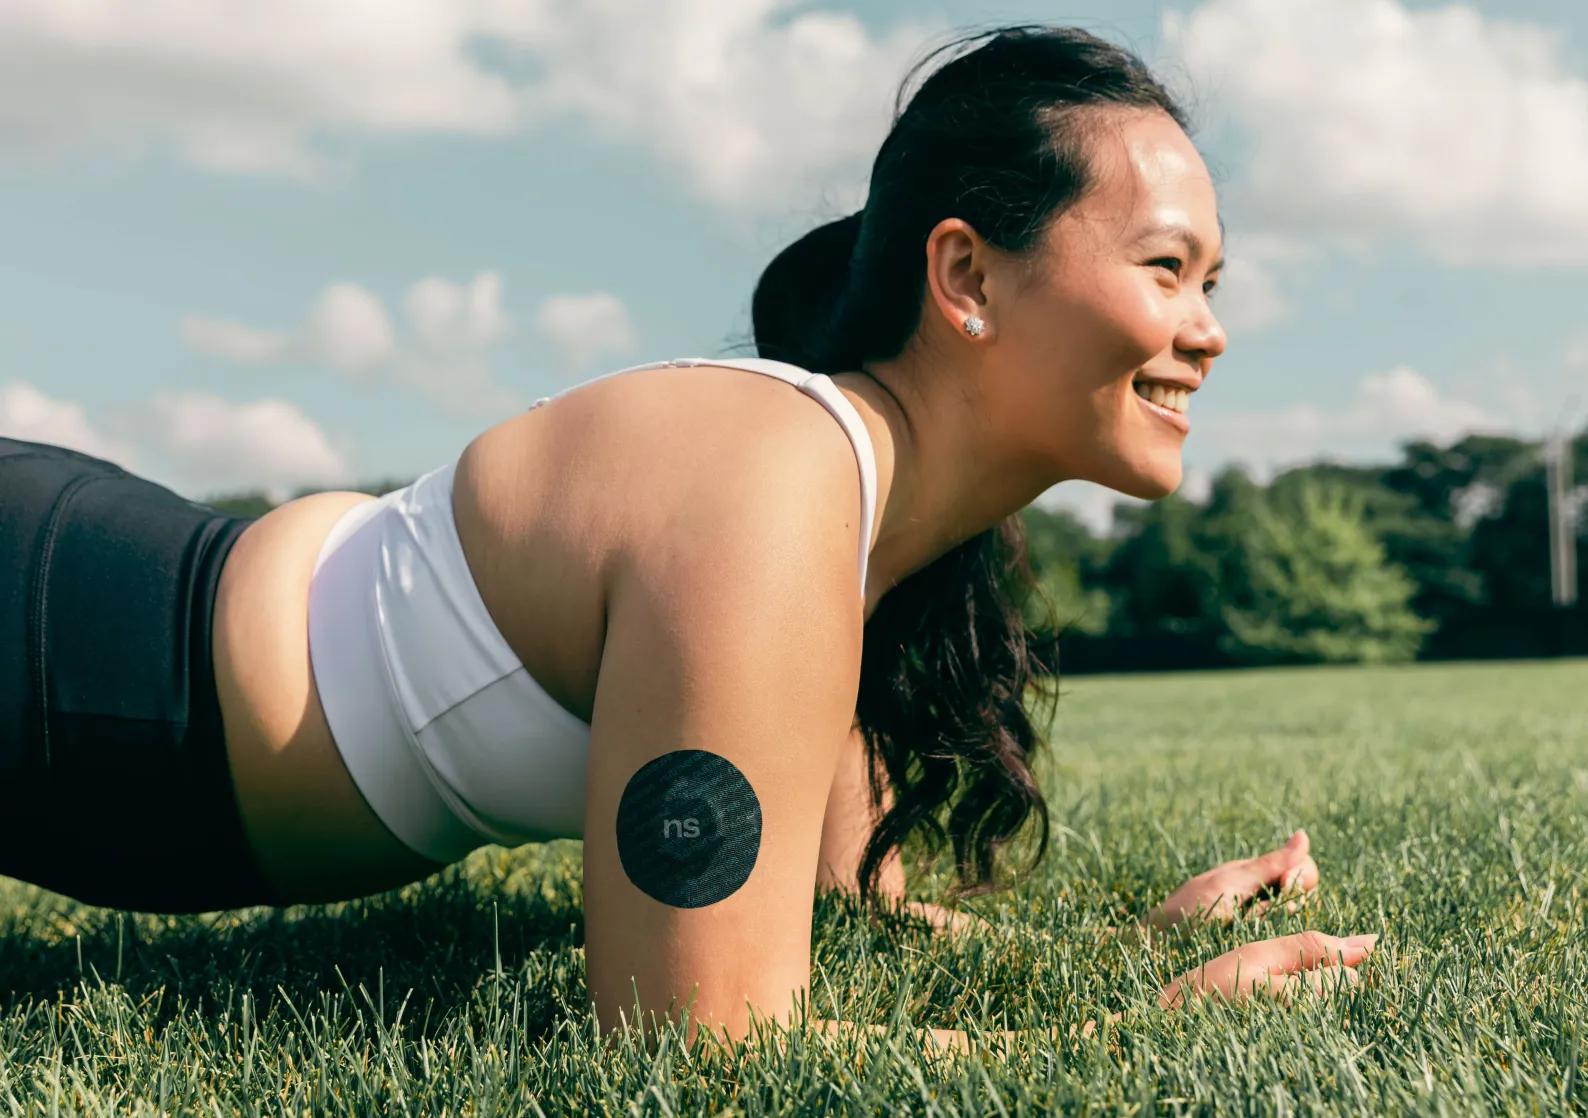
xmin=648 ymin=920 xmax=1374 ymax=1061
xmin=777 ymin=96 xmax=1367 ymax=1048
xmin=896 ymin=831 xmax=1321 ymax=945
xmin=781 ymin=829 xmax=1351 ymax=1055
xmin=1143 ymin=829 xmax=1322 ymax=939
xmin=581 ymin=100 xmax=1373 ymax=1053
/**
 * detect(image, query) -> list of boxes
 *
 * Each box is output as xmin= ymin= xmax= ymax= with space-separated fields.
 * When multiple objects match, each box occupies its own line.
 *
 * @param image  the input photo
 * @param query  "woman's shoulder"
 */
xmin=462 ymin=359 xmax=866 ymax=569
xmin=453 ymin=360 xmax=869 ymax=711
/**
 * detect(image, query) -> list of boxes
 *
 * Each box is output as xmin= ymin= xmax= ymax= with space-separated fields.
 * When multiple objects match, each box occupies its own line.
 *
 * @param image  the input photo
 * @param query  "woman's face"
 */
xmin=987 ymin=108 xmax=1226 ymax=501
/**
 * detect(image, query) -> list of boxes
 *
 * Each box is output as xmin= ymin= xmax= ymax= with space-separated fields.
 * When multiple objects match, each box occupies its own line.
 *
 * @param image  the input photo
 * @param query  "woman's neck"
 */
xmin=830 ymin=343 xmax=1064 ymax=602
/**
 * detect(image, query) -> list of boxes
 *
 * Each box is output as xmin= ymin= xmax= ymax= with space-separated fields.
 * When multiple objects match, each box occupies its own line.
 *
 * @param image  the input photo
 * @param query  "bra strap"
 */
xmin=532 ymin=357 xmax=879 ymax=601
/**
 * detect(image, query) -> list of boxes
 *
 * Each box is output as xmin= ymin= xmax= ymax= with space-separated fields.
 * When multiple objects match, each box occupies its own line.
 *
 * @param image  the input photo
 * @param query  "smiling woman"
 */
xmin=0 ymin=24 xmax=1378 ymax=1053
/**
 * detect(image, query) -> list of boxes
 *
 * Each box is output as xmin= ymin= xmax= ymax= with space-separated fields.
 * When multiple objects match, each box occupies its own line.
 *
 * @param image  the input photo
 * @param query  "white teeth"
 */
xmin=1134 ymin=381 xmax=1189 ymax=414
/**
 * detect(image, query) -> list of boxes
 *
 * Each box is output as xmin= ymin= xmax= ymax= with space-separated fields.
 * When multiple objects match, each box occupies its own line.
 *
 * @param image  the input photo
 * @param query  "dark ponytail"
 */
xmin=751 ymin=26 xmax=1190 ymax=900
xmin=751 ymin=213 xmax=862 ymax=370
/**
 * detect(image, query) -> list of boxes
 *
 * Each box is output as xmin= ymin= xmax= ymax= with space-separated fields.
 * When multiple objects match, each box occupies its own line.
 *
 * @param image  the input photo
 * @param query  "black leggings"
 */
xmin=0 ymin=437 xmax=279 ymax=913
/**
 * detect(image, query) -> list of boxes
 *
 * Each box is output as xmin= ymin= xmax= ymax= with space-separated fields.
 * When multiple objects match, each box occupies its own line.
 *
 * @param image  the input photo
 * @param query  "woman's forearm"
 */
xmin=816 ymin=724 xmax=906 ymax=896
xmin=815 ymin=730 xmax=991 ymax=934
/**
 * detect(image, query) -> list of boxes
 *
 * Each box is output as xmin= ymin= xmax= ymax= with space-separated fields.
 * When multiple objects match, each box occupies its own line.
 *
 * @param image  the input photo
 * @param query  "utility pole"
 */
xmin=1546 ymin=423 xmax=1578 ymax=607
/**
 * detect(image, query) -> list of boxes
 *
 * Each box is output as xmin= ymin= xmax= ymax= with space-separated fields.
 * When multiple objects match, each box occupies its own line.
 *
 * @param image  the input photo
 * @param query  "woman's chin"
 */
xmin=1106 ymin=460 xmax=1182 ymax=501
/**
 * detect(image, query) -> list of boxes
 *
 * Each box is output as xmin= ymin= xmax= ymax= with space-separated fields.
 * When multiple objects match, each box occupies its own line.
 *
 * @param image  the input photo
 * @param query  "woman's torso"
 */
xmin=211 ymin=361 xmax=885 ymax=903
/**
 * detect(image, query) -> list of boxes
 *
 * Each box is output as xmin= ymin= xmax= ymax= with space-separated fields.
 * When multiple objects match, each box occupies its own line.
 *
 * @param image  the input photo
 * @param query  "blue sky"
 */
xmin=3 ymin=0 xmax=1586 ymax=533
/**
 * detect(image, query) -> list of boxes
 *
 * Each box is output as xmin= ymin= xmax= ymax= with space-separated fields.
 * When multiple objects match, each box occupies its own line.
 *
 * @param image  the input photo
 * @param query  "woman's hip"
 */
xmin=210 ymin=485 xmax=446 ymax=904
xmin=0 ymin=437 xmax=275 ymax=912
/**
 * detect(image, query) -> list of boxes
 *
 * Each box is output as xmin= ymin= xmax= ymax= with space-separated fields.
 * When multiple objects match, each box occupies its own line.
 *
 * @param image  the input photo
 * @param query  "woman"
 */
xmin=0 ymin=26 xmax=1378 ymax=1048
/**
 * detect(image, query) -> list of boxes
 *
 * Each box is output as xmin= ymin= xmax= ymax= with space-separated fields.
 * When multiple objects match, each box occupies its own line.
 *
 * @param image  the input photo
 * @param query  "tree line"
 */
xmin=1016 ymin=430 xmax=1588 ymax=673
xmin=208 ymin=428 xmax=1588 ymax=675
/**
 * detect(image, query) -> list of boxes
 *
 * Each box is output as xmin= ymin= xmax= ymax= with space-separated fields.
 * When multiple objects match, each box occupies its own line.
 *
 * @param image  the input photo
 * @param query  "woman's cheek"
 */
xmin=1025 ymin=268 xmax=1174 ymax=373
xmin=1121 ymin=279 xmax=1179 ymax=350
xmin=1078 ymin=282 xmax=1174 ymax=373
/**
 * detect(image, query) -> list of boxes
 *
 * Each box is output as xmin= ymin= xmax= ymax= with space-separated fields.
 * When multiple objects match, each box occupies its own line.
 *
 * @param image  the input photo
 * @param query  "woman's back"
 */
xmin=213 ymin=359 xmax=889 ymax=904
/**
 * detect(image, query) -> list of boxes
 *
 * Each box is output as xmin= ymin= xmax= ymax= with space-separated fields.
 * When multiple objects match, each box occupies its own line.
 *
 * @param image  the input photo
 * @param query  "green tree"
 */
xmin=1217 ymin=479 xmax=1436 ymax=666
xmin=1376 ymin=434 xmax=1543 ymax=628
xmin=204 ymin=493 xmax=278 ymax=517
xmin=1017 ymin=504 xmax=1115 ymax=636
xmin=1262 ymin=458 xmax=1483 ymax=636
xmin=1095 ymin=492 xmax=1221 ymax=637
xmin=1191 ymin=465 xmax=1267 ymax=623
xmin=1469 ymin=462 xmax=1560 ymax=612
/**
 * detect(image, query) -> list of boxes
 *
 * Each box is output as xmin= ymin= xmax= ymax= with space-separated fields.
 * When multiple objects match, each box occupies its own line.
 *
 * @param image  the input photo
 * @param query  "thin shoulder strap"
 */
xmin=678 ymin=358 xmax=878 ymax=602
xmin=534 ymin=357 xmax=878 ymax=602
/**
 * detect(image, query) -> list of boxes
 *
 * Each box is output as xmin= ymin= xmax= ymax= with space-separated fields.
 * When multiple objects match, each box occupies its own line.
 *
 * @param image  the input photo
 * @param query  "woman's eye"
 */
xmin=1204 ymin=280 xmax=1219 ymax=298
xmin=1149 ymin=257 xmax=1184 ymax=276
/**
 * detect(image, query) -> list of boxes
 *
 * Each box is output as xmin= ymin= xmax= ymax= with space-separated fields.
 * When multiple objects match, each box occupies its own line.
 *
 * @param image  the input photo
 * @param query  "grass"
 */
xmin=3 ymin=657 xmax=1588 ymax=1115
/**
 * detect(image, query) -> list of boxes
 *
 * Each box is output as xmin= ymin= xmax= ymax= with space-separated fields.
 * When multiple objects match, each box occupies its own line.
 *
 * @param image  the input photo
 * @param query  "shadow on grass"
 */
xmin=0 ymin=842 xmax=587 ymax=1039
xmin=1 ymin=832 xmax=1012 ymax=1055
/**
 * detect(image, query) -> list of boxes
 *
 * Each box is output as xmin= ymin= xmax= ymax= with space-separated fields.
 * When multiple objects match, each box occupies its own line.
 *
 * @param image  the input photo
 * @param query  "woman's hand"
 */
xmin=897 ymin=899 xmax=992 ymax=936
xmin=1146 ymin=829 xmax=1319 ymax=934
xmin=1160 ymin=929 xmax=1377 ymax=1008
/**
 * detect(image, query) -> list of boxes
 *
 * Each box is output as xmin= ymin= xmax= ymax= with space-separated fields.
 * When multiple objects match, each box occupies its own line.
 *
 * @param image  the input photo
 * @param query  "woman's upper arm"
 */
xmin=580 ymin=454 xmax=866 ymax=1042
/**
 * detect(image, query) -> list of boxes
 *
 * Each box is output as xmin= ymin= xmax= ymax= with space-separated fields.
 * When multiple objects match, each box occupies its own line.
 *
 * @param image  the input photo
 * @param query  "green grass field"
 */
xmin=3 ymin=658 xmax=1587 ymax=1115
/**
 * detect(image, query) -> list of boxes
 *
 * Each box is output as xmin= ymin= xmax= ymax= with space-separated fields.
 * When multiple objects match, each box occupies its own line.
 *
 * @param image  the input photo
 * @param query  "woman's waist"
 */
xmin=303 ymin=474 xmax=592 ymax=861
xmin=211 ymin=487 xmax=430 ymax=897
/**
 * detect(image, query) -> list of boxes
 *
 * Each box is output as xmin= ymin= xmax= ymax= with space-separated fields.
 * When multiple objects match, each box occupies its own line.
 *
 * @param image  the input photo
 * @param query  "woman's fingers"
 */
xmin=1256 ymin=929 xmax=1377 ymax=972
xmin=1241 ymin=831 xmax=1320 ymax=918
xmin=1214 ymin=831 xmax=1318 ymax=913
xmin=1246 ymin=830 xmax=1313 ymax=891
xmin=900 ymin=900 xmax=991 ymax=936
xmin=1250 ymin=855 xmax=1319 ymax=917
xmin=1263 ymin=963 xmax=1359 ymax=1003
xmin=1151 ymin=829 xmax=1324 ymax=932
xmin=1161 ymin=930 xmax=1378 ymax=1008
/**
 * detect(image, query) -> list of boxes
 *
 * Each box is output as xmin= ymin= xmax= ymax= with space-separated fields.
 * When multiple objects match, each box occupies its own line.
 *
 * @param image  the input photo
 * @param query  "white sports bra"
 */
xmin=306 ymin=358 xmax=879 ymax=864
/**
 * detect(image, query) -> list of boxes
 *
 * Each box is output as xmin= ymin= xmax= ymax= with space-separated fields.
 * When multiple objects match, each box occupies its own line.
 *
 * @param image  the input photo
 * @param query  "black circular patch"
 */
xmin=615 ymin=750 xmax=761 ymax=909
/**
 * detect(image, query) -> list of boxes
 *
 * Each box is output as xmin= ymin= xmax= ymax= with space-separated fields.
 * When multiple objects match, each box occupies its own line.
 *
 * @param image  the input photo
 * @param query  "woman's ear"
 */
xmin=923 ymin=217 xmax=995 ymax=342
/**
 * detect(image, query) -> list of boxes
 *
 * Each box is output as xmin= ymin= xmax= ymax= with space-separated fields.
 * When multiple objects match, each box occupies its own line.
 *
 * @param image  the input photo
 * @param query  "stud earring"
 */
xmin=963 ymin=314 xmax=986 ymax=338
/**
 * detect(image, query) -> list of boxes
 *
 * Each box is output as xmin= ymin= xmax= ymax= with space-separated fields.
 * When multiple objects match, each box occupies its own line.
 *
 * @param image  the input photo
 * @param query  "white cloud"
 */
xmin=179 ymin=317 xmax=296 ymax=365
xmin=0 ymin=0 xmax=523 ymax=180
xmin=1567 ymin=336 xmax=1588 ymax=373
xmin=1165 ymin=0 xmax=1588 ymax=264
xmin=304 ymin=284 xmax=398 ymax=376
xmin=537 ymin=292 xmax=638 ymax=369
xmin=0 ymin=381 xmax=140 ymax=466
xmin=1211 ymin=256 xmax=1286 ymax=336
xmin=405 ymin=273 xmax=508 ymax=356
xmin=1212 ymin=235 xmax=1309 ymax=336
xmin=0 ymin=381 xmax=349 ymax=502
xmin=396 ymin=272 xmax=521 ymax=414
xmin=183 ymin=282 xmax=396 ymax=375
xmin=511 ymin=0 xmax=927 ymax=210
xmin=137 ymin=392 xmax=351 ymax=499
xmin=0 ymin=0 xmax=928 ymax=212
xmin=183 ymin=271 xmax=522 ymax=415
xmin=1033 ymin=481 xmax=1133 ymax=538
xmin=1194 ymin=365 xmax=1508 ymax=481
xmin=1178 ymin=463 xmax=1213 ymax=505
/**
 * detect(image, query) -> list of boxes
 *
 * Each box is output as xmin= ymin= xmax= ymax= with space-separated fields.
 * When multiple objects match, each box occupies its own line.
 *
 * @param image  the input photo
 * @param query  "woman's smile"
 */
xmin=1133 ymin=378 xmax=1191 ymax=433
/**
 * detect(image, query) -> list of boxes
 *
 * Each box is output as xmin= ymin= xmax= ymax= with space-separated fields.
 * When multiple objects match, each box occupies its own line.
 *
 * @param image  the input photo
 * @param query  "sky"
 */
xmin=2 ymin=0 xmax=1587 ymax=534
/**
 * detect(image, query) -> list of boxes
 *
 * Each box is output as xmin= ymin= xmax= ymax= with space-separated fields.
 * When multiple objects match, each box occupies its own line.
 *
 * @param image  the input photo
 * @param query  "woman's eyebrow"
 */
xmin=1140 ymin=220 xmax=1224 ymax=272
